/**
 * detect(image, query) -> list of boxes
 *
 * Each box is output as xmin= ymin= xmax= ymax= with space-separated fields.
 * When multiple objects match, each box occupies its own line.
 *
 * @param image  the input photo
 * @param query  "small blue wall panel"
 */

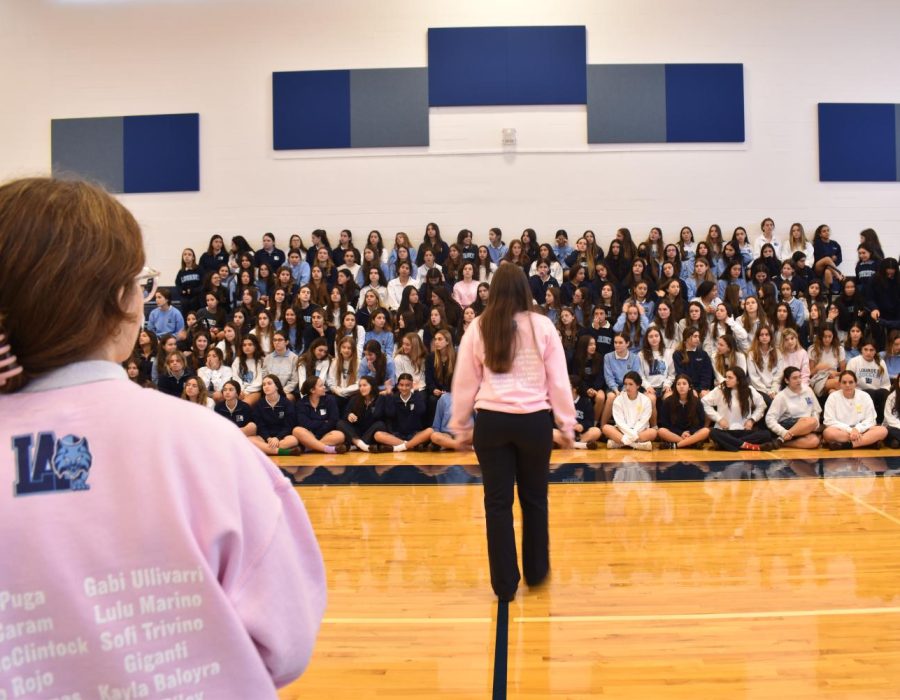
xmin=818 ymin=103 xmax=899 ymax=182
xmin=273 ymin=68 xmax=428 ymax=150
xmin=427 ymin=26 xmax=587 ymax=106
xmin=51 ymin=113 xmax=199 ymax=193
xmin=587 ymin=63 xmax=744 ymax=144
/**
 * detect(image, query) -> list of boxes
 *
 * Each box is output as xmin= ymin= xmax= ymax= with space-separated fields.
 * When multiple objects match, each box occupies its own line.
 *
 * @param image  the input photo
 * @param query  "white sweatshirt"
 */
xmin=702 ymin=385 xmax=766 ymax=429
xmin=612 ymin=391 xmax=653 ymax=439
xmin=846 ymin=355 xmax=891 ymax=391
xmin=765 ymin=386 xmax=821 ymax=437
xmin=884 ymin=392 xmax=900 ymax=430
xmin=747 ymin=349 xmax=783 ymax=395
xmin=638 ymin=349 xmax=675 ymax=390
xmin=711 ymin=350 xmax=749 ymax=386
xmin=823 ymin=389 xmax=877 ymax=433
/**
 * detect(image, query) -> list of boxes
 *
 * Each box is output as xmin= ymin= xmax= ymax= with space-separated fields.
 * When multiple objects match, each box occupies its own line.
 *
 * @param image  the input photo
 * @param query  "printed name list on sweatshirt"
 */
xmin=0 ymin=566 xmax=219 ymax=699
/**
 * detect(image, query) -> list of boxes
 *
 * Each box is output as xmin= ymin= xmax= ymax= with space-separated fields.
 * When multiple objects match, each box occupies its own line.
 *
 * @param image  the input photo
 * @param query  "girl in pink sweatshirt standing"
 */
xmin=451 ymin=264 xmax=575 ymax=602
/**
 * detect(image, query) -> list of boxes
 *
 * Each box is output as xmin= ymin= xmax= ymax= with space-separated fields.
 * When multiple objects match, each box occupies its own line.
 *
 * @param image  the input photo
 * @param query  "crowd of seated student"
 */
xmin=129 ymin=221 xmax=900 ymax=458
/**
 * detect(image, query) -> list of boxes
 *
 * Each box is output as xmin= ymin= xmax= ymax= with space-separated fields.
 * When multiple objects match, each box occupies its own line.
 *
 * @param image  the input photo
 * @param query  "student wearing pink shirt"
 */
xmin=0 ymin=178 xmax=325 ymax=698
xmin=451 ymin=264 xmax=576 ymax=602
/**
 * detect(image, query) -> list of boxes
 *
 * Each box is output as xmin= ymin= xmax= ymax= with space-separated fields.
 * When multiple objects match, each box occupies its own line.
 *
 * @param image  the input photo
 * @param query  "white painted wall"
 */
xmin=2 ymin=0 xmax=900 ymax=281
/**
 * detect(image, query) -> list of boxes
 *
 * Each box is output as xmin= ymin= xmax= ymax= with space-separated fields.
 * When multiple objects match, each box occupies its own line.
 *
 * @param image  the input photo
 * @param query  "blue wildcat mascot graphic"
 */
xmin=52 ymin=434 xmax=93 ymax=490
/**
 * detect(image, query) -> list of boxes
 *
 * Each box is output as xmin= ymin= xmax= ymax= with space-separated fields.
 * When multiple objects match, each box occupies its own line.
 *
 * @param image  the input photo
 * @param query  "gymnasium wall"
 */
xmin=1 ymin=0 xmax=899 ymax=281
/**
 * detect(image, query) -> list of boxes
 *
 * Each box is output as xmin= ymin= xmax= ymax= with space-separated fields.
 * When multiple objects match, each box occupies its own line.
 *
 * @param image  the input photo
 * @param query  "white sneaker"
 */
xmin=607 ymin=439 xmax=623 ymax=449
xmin=632 ymin=441 xmax=652 ymax=451
xmin=574 ymin=441 xmax=587 ymax=450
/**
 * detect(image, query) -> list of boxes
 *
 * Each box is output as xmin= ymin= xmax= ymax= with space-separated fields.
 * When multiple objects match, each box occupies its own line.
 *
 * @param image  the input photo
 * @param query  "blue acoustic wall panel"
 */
xmin=52 ymin=114 xmax=198 ymax=193
xmin=51 ymin=117 xmax=124 ymax=192
xmin=273 ymin=70 xmax=351 ymax=150
xmin=665 ymin=64 xmax=744 ymax=142
xmin=427 ymin=26 xmax=586 ymax=106
xmin=818 ymin=103 xmax=898 ymax=182
xmin=350 ymin=68 xmax=429 ymax=148
xmin=123 ymin=114 xmax=200 ymax=193
xmin=587 ymin=65 xmax=667 ymax=144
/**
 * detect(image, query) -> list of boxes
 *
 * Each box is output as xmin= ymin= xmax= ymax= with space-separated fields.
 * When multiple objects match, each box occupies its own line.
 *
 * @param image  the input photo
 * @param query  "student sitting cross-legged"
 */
xmin=214 ymin=379 xmax=255 ymax=436
xmin=371 ymin=373 xmax=434 ymax=452
xmin=248 ymin=374 xmax=299 ymax=456
xmin=765 ymin=366 xmax=822 ymax=449
xmin=656 ymin=373 xmax=711 ymax=449
xmin=822 ymin=370 xmax=888 ymax=450
xmin=601 ymin=371 xmax=657 ymax=451
xmin=702 ymin=366 xmax=774 ymax=452
xmin=291 ymin=376 xmax=348 ymax=454
xmin=429 ymin=392 xmax=459 ymax=451
xmin=554 ymin=375 xmax=603 ymax=449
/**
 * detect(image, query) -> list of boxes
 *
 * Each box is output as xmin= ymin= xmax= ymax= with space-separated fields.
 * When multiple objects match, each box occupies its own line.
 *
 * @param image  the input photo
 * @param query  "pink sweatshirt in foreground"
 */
xmin=0 ymin=363 xmax=325 ymax=699
xmin=450 ymin=311 xmax=576 ymax=440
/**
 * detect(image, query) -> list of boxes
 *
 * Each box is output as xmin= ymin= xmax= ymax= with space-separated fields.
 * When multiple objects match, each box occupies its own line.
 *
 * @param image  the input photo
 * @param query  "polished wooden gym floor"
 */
xmin=276 ymin=448 xmax=900 ymax=699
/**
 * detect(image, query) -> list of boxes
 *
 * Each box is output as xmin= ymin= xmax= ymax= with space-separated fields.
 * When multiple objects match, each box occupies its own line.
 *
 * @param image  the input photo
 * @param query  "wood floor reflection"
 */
xmin=278 ymin=474 xmax=900 ymax=699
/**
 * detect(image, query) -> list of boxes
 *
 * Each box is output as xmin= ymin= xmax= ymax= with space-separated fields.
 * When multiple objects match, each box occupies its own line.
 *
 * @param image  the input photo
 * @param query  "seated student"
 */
xmin=554 ymin=376 xmax=602 ymax=449
xmin=232 ymin=334 xmax=265 ymax=406
xmin=585 ymin=305 xmax=615 ymax=357
xmin=656 ymin=374 xmax=711 ymax=449
xmin=882 ymin=331 xmax=900 ymax=382
xmin=371 ymin=373 xmax=434 ymax=452
xmin=327 ymin=336 xmax=361 ymax=412
xmin=672 ymin=326 xmax=714 ymax=396
xmin=613 ymin=303 xmax=650 ymax=354
xmin=196 ymin=291 xmax=227 ymax=340
xmin=702 ymin=366 xmax=773 ymax=451
xmin=529 ymin=260 xmax=560 ymax=304
xmin=197 ymin=347 xmax=233 ymax=402
xmin=292 ymin=376 xmax=348 ymax=454
xmin=297 ymin=337 xmax=333 ymax=390
xmin=765 ymin=366 xmax=822 ymax=449
xmin=779 ymin=328 xmax=810 ymax=387
xmin=214 ymin=379 xmax=255 ymax=436
xmin=181 ymin=376 xmax=215 ymax=409
xmin=430 ymin=392 xmax=459 ymax=451
xmin=157 ymin=350 xmax=194 ymax=397
xmin=846 ymin=338 xmax=891 ymax=423
xmin=809 ymin=324 xmax=845 ymax=398
xmin=601 ymin=371 xmax=657 ymax=450
xmin=362 ymin=339 xmax=396 ymax=395
xmin=336 ymin=376 xmax=389 ymax=452
xmin=363 ymin=307 xmax=395 ymax=359
xmin=393 ymin=332 xmax=427 ymax=391
xmin=711 ymin=334 xmax=748 ymax=386
xmin=777 ymin=280 xmax=807 ymax=327
xmin=746 ymin=325 xmax=782 ymax=404
xmin=262 ymin=330 xmax=299 ymax=400
xmin=248 ymin=374 xmax=299 ymax=456
xmin=425 ymin=329 xmax=456 ymax=419
xmin=301 ymin=308 xmax=336 ymax=356
xmin=883 ymin=380 xmax=900 ymax=448
xmin=147 ymin=288 xmax=185 ymax=337
xmin=600 ymin=333 xmax=642 ymax=426
xmin=572 ymin=335 xmax=606 ymax=421
xmin=823 ymin=370 xmax=888 ymax=449
xmin=638 ymin=327 xmax=675 ymax=421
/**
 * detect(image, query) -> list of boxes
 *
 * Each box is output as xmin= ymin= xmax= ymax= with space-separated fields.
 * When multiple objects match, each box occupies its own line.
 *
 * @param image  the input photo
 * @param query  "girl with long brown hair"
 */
xmin=451 ymin=264 xmax=575 ymax=602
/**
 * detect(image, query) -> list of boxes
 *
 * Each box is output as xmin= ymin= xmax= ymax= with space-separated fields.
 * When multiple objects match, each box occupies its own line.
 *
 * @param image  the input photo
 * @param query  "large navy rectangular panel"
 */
xmin=123 ymin=113 xmax=199 ymax=193
xmin=665 ymin=64 xmax=744 ymax=143
xmin=273 ymin=70 xmax=351 ymax=150
xmin=428 ymin=26 xmax=586 ymax=106
xmin=505 ymin=26 xmax=586 ymax=105
xmin=51 ymin=117 xmax=124 ymax=193
xmin=427 ymin=27 xmax=508 ymax=106
xmin=817 ymin=103 xmax=897 ymax=182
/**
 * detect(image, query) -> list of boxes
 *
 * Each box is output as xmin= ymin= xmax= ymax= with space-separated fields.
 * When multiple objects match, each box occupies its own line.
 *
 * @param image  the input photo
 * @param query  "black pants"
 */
xmin=473 ymin=409 xmax=554 ymax=599
xmin=710 ymin=427 xmax=772 ymax=452
xmin=887 ymin=426 xmax=900 ymax=446
xmin=859 ymin=388 xmax=889 ymax=424
xmin=337 ymin=419 xmax=387 ymax=444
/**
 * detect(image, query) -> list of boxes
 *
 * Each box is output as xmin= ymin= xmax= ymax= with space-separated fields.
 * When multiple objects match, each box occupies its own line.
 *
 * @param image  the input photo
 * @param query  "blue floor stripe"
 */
xmin=493 ymin=599 xmax=509 ymax=699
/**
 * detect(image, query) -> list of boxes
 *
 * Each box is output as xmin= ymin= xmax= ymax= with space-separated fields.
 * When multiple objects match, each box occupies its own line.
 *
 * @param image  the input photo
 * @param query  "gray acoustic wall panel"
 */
xmin=51 ymin=117 xmax=124 ymax=192
xmin=587 ymin=64 xmax=666 ymax=144
xmin=350 ymin=68 xmax=429 ymax=148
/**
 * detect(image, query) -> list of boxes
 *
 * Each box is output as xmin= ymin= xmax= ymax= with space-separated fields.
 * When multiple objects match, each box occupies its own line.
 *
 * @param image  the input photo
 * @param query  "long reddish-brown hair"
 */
xmin=0 ymin=178 xmax=145 ymax=393
xmin=480 ymin=263 xmax=533 ymax=373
